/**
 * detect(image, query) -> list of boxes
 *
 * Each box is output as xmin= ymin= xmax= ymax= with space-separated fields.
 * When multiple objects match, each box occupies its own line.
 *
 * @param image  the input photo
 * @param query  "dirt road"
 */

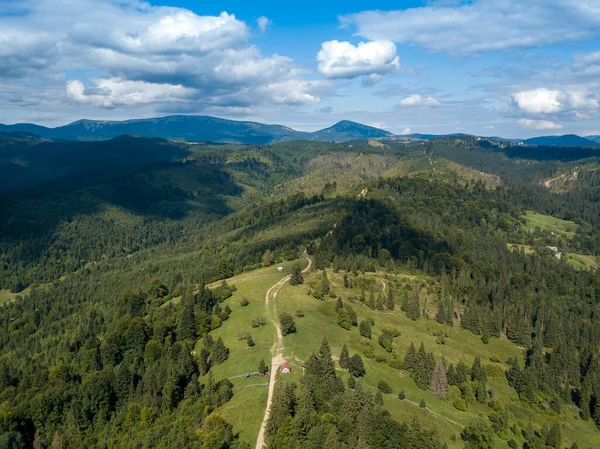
xmin=255 ymin=253 xmax=312 ymax=449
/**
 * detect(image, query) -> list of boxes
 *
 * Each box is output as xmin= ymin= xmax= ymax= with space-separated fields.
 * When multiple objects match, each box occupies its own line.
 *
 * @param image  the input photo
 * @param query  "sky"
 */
xmin=2 ymin=0 xmax=600 ymax=138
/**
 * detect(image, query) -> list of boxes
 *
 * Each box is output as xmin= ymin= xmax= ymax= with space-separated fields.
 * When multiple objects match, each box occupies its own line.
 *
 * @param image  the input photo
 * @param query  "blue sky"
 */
xmin=2 ymin=0 xmax=600 ymax=137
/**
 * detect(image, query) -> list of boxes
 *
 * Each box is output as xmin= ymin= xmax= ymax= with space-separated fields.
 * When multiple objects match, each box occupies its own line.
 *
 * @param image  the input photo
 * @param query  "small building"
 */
xmin=280 ymin=362 xmax=292 ymax=374
xmin=277 ymin=266 xmax=284 ymax=272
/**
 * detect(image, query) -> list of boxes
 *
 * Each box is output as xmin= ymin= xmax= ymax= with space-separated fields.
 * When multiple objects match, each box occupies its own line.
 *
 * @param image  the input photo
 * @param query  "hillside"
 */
xmin=2 ymin=137 xmax=600 ymax=448
xmin=522 ymin=134 xmax=599 ymax=147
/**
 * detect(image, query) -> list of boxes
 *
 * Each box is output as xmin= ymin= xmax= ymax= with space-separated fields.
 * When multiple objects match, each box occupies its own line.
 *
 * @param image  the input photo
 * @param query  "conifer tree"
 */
xmin=177 ymin=303 xmax=197 ymax=341
xmin=343 ymin=273 xmax=349 ymax=288
xmin=349 ymin=354 xmax=366 ymax=377
xmin=375 ymin=390 xmax=384 ymax=405
xmin=471 ymin=356 xmax=487 ymax=383
xmin=258 ymin=359 xmax=268 ymax=375
xmin=404 ymin=342 xmax=417 ymax=371
xmin=289 ymin=263 xmax=304 ymax=286
xmin=419 ymin=398 xmax=426 ymax=408
xmin=406 ymin=291 xmax=420 ymax=320
xmin=337 ymin=307 xmax=352 ymax=330
xmin=386 ymin=288 xmax=395 ymax=310
xmin=401 ymin=291 xmax=409 ymax=312
xmin=321 ymin=271 xmax=330 ymax=297
xmin=446 ymin=363 xmax=458 ymax=386
xmin=425 ymin=352 xmax=436 ymax=386
xmin=335 ymin=297 xmax=343 ymax=312
xmin=398 ymin=390 xmax=405 ymax=400
xmin=347 ymin=375 xmax=356 ymax=389
xmin=339 ymin=344 xmax=350 ymax=369
xmin=346 ymin=304 xmax=358 ymax=326
xmin=359 ymin=319 xmax=372 ymax=339
xmin=210 ymin=337 xmax=229 ymax=365
xmin=430 ymin=361 xmax=448 ymax=399
xmin=456 ymin=360 xmax=468 ymax=384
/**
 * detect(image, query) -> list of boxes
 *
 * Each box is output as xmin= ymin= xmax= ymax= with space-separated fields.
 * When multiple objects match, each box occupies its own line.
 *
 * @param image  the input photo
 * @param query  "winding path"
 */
xmin=255 ymin=252 xmax=312 ymax=449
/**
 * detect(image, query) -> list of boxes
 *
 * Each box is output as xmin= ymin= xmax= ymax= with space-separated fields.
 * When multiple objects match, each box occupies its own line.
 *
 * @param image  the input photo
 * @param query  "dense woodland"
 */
xmin=1 ymin=133 xmax=600 ymax=447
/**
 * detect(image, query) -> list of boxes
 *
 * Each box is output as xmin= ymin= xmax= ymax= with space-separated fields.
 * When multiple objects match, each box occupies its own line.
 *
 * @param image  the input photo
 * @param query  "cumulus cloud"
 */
xmin=0 ymin=0 xmax=328 ymax=117
xmin=341 ymin=0 xmax=600 ymax=56
xmin=512 ymin=88 xmax=598 ymax=116
xmin=400 ymin=127 xmax=412 ymax=135
xmin=257 ymin=16 xmax=271 ymax=33
xmin=398 ymin=94 xmax=440 ymax=107
xmin=518 ymin=118 xmax=562 ymax=130
xmin=316 ymin=40 xmax=400 ymax=79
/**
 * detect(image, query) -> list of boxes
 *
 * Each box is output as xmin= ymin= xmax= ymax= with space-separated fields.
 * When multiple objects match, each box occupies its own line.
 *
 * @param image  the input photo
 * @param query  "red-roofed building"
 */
xmin=280 ymin=362 xmax=292 ymax=374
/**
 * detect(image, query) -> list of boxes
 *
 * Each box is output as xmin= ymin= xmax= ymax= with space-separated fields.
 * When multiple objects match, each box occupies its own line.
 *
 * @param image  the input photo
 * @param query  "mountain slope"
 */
xmin=522 ymin=134 xmax=599 ymax=147
xmin=0 ymin=116 xmax=395 ymax=144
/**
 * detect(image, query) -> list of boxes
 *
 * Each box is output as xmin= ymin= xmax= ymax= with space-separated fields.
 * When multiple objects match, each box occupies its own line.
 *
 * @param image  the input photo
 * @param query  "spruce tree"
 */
xmin=419 ymin=398 xmax=426 ymax=408
xmin=375 ymin=390 xmax=384 ymax=405
xmin=456 ymin=360 xmax=468 ymax=384
xmin=425 ymin=352 xmax=436 ymax=386
xmin=386 ymin=288 xmax=395 ymax=310
xmin=335 ymin=297 xmax=343 ymax=312
xmin=348 ymin=375 xmax=356 ymax=389
xmin=346 ymin=304 xmax=358 ymax=326
xmin=343 ymin=273 xmax=349 ymax=288
xmin=177 ymin=303 xmax=197 ymax=341
xmin=404 ymin=342 xmax=417 ymax=371
xmin=398 ymin=390 xmax=406 ymax=400
xmin=406 ymin=291 xmax=420 ymax=320
xmin=471 ymin=356 xmax=487 ymax=383
xmin=339 ymin=344 xmax=350 ymax=369
xmin=210 ymin=337 xmax=229 ymax=365
xmin=321 ymin=271 xmax=330 ymax=297
xmin=258 ymin=359 xmax=268 ymax=375
xmin=349 ymin=354 xmax=366 ymax=377
xmin=446 ymin=363 xmax=458 ymax=386
xmin=289 ymin=263 xmax=304 ymax=286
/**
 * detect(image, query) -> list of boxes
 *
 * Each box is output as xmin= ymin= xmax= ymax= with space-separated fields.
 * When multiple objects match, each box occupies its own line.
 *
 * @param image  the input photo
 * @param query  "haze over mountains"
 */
xmin=1 ymin=115 xmax=599 ymax=146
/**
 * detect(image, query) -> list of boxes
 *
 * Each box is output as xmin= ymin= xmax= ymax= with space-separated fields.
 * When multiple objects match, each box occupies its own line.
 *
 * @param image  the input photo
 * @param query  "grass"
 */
xmin=523 ymin=211 xmax=578 ymax=238
xmin=507 ymin=243 xmax=535 ymax=254
xmin=196 ymin=263 xmax=600 ymax=448
xmin=0 ymin=289 xmax=16 ymax=305
xmin=197 ymin=258 xmax=308 ymax=443
xmin=566 ymin=254 xmax=599 ymax=271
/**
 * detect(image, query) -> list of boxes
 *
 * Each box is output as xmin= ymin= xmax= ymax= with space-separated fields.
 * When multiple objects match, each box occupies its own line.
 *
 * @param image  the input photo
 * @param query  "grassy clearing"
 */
xmin=566 ymin=254 xmax=599 ymax=271
xmin=507 ymin=243 xmax=535 ymax=254
xmin=197 ymin=258 xmax=308 ymax=443
xmin=523 ymin=211 xmax=578 ymax=238
xmin=0 ymin=289 xmax=15 ymax=305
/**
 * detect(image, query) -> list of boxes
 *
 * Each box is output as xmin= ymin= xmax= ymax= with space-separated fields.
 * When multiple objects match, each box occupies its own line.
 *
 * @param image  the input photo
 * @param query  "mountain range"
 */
xmin=1 ymin=115 xmax=599 ymax=146
xmin=0 ymin=116 xmax=393 ymax=144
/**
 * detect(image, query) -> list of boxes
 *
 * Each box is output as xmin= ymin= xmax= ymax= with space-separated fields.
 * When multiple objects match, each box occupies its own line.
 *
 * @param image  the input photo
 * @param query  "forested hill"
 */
xmin=1 ymin=136 xmax=600 ymax=448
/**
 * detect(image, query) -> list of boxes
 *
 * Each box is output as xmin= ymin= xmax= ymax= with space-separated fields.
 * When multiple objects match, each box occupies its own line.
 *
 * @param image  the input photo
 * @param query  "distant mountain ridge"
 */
xmin=521 ymin=134 xmax=599 ymax=147
xmin=0 ymin=116 xmax=393 ymax=144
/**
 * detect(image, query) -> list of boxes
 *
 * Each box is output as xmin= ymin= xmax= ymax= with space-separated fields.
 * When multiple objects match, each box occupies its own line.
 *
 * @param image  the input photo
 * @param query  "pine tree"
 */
xmin=376 ymin=293 xmax=385 ymax=310
xmin=456 ymin=360 xmax=468 ymax=384
xmin=258 ymin=359 xmax=268 ymax=375
xmin=210 ymin=337 xmax=229 ymax=365
xmin=404 ymin=342 xmax=417 ymax=370
xmin=177 ymin=303 xmax=197 ymax=341
xmin=346 ymin=304 xmax=357 ymax=326
xmin=335 ymin=297 xmax=343 ymax=312
xmin=413 ymin=343 xmax=429 ymax=389
xmin=419 ymin=398 xmax=426 ymax=408
xmin=375 ymin=390 xmax=384 ymax=405
xmin=386 ymin=288 xmax=395 ymax=310
xmin=406 ymin=291 xmax=420 ymax=320
xmin=401 ymin=291 xmax=409 ymax=312
xmin=321 ymin=271 xmax=330 ymax=297
xmin=217 ymin=257 xmax=233 ymax=279
xmin=430 ymin=361 xmax=448 ymax=399
xmin=398 ymin=390 xmax=405 ymax=400
xmin=343 ymin=273 xmax=349 ymax=288
xmin=446 ymin=363 xmax=458 ymax=386
xmin=348 ymin=375 xmax=356 ymax=389
xmin=339 ymin=344 xmax=350 ymax=369
xmin=425 ymin=352 xmax=436 ymax=386
xmin=289 ymin=263 xmax=304 ymax=286
xmin=471 ymin=356 xmax=487 ymax=383
xmin=349 ymin=354 xmax=366 ymax=377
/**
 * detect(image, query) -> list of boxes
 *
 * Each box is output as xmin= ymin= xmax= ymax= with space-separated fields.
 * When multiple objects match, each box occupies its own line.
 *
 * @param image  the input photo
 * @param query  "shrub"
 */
xmin=295 ymin=310 xmax=304 ymax=318
xmin=363 ymin=346 xmax=375 ymax=359
xmin=251 ymin=317 xmax=266 ymax=328
xmin=375 ymin=353 xmax=388 ymax=363
xmin=246 ymin=336 xmax=255 ymax=347
xmin=419 ymin=399 xmax=426 ymax=408
xmin=453 ymin=398 xmax=467 ymax=411
xmin=398 ymin=390 xmax=405 ymax=400
xmin=377 ymin=380 xmax=392 ymax=394
xmin=240 ymin=297 xmax=250 ymax=307
xmin=279 ymin=312 xmax=296 ymax=336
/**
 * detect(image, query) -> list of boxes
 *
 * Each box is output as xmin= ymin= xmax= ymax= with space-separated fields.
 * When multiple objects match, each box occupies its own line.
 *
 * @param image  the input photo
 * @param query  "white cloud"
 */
xmin=398 ymin=94 xmax=440 ymax=107
xmin=316 ymin=40 xmax=400 ymax=79
xmin=257 ymin=16 xmax=271 ymax=33
xmin=368 ymin=122 xmax=387 ymax=130
xmin=518 ymin=118 xmax=562 ymax=130
xmin=341 ymin=1 xmax=600 ymax=56
xmin=0 ymin=0 xmax=329 ymax=116
xmin=400 ymin=127 xmax=412 ymax=135
xmin=512 ymin=88 xmax=598 ymax=115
